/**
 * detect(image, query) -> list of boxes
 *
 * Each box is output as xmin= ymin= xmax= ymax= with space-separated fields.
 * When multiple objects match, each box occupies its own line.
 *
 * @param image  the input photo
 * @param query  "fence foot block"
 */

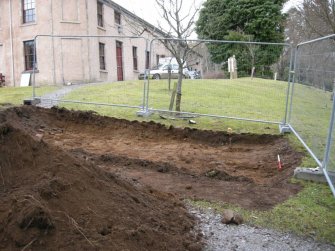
xmin=294 ymin=167 xmax=334 ymax=183
xmin=136 ymin=109 xmax=153 ymax=117
xmin=23 ymin=98 xmax=41 ymax=106
xmin=279 ymin=124 xmax=291 ymax=134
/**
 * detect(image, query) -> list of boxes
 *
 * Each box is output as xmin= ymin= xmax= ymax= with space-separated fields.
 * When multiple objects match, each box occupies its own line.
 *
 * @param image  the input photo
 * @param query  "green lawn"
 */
xmin=62 ymin=78 xmax=289 ymax=134
xmin=290 ymin=84 xmax=333 ymax=163
xmin=2 ymin=79 xmax=334 ymax=244
xmin=0 ymin=86 xmax=58 ymax=105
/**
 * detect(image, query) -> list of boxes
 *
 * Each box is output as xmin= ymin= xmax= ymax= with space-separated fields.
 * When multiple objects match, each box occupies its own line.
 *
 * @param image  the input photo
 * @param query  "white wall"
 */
xmin=61 ymin=38 xmax=85 ymax=83
xmin=0 ymin=45 xmax=4 ymax=74
xmin=62 ymin=0 xmax=79 ymax=22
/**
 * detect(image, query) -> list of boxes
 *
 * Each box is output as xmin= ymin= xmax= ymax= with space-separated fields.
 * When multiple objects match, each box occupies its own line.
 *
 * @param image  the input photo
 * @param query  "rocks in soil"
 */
xmin=157 ymin=165 xmax=169 ymax=173
xmin=18 ymin=205 xmax=54 ymax=231
xmin=205 ymin=169 xmax=253 ymax=183
xmin=35 ymin=133 xmax=44 ymax=141
xmin=221 ymin=209 xmax=244 ymax=225
xmin=186 ymin=185 xmax=193 ymax=190
xmin=205 ymin=169 xmax=220 ymax=178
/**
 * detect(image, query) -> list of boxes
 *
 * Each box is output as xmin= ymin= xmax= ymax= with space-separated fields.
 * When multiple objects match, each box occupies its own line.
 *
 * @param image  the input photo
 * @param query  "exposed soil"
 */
xmin=0 ymin=106 xmax=304 ymax=250
xmin=0 ymin=107 xmax=202 ymax=251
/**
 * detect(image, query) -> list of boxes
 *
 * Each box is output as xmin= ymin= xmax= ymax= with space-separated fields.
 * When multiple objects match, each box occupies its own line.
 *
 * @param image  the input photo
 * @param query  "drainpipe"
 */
xmin=51 ymin=0 xmax=56 ymax=85
xmin=9 ymin=0 xmax=15 ymax=86
xmin=85 ymin=0 xmax=92 ymax=83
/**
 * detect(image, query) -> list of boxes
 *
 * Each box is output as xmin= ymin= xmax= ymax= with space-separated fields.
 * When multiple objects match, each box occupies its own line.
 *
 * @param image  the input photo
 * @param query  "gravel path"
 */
xmin=37 ymin=82 xmax=108 ymax=108
xmin=189 ymin=207 xmax=335 ymax=251
xmin=37 ymin=84 xmax=83 ymax=108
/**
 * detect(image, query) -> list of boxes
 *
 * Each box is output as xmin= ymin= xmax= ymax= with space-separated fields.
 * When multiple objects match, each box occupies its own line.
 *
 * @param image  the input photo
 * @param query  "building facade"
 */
xmin=0 ymin=0 xmax=170 ymax=86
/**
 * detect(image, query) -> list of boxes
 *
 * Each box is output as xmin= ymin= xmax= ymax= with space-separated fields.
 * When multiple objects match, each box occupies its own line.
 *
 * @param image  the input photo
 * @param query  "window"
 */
xmin=22 ymin=0 xmax=36 ymax=24
xmin=132 ymin=47 xmax=138 ymax=71
xmin=172 ymin=64 xmax=179 ymax=70
xmin=156 ymin=55 xmax=160 ymax=66
xmin=114 ymin=11 xmax=121 ymax=25
xmin=24 ymin=40 xmax=37 ymax=71
xmin=97 ymin=1 xmax=103 ymax=27
xmin=99 ymin=43 xmax=106 ymax=70
xmin=145 ymin=51 xmax=150 ymax=69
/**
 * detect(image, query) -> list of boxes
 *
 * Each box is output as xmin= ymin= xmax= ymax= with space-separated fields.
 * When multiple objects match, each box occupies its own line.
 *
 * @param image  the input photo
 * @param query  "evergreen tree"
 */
xmin=196 ymin=0 xmax=287 ymax=77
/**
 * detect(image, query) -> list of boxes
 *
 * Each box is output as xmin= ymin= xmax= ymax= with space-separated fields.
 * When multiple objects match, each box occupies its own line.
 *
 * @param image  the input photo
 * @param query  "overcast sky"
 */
xmin=113 ymin=0 xmax=303 ymax=35
xmin=113 ymin=0 xmax=204 ymax=32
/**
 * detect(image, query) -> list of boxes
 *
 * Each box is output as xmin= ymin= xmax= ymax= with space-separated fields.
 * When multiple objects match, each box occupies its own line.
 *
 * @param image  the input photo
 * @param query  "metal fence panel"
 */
xmin=147 ymin=38 xmax=292 ymax=126
xmin=324 ymin=96 xmax=335 ymax=196
xmin=289 ymin=35 xmax=335 ymax=195
xmin=32 ymin=35 xmax=148 ymax=115
xmin=30 ymin=34 xmax=335 ymax=195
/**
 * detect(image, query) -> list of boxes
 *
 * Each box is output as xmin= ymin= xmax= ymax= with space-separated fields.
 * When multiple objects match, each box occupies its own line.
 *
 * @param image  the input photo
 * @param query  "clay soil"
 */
xmin=0 ymin=106 xmax=303 ymax=250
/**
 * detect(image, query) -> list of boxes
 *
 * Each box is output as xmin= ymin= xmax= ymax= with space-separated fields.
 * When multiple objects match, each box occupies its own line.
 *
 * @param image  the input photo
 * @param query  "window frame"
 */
xmin=114 ymin=11 xmax=121 ymax=26
xmin=22 ymin=0 xmax=36 ymax=24
xmin=145 ymin=51 xmax=150 ymax=70
xmin=97 ymin=1 xmax=104 ymax=27
xmin=132 ymin=46 xmax=138 ymax=71
xmin=156 ymin=55 xmax=160 ymax=66
xmin=23 ymin=40 xmax=37 ymax=71
xmin=99 ymin=42 xmax=106 ymax=71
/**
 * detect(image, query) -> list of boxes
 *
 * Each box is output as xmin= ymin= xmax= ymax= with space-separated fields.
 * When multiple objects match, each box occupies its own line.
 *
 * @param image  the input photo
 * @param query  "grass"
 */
xmin=0 ymin=86 xmax=58 ymax=105
xmin=190 ymin=180 xmax=335 ymax=244
xmin=2 ymin=78 xmax=334 ymax=244
xmin=62 ymin=78 xmax=289 ymax=134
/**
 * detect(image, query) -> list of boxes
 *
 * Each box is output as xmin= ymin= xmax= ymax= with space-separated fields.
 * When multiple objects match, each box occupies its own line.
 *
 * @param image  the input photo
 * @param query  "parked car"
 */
xmin=186 ymin=70 xmax=201 ymax=79
xmin=138 ymin=63 xmax=189 ymax=80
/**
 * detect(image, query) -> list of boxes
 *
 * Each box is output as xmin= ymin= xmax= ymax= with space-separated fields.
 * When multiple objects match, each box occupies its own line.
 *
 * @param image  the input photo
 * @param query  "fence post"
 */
xmin=321 ymin=82 xmax=335 ymax=196
xmin=32 ymin=36 xmax=37 ymax=99
xmin=280 ymin=45 xmax=295 ymax=133
xmin=287 ymin=45 xmax=299 ymax=125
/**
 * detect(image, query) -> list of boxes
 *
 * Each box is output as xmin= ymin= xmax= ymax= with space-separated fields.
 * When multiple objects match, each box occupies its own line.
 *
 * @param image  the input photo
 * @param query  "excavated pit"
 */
xmin=0 ymin=106 xmax=304 ymax=250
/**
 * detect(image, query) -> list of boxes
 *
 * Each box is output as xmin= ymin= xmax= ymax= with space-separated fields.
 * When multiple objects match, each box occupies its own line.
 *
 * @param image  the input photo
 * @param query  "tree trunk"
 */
xmin=175 ymin=65 xmax=184 ymax=112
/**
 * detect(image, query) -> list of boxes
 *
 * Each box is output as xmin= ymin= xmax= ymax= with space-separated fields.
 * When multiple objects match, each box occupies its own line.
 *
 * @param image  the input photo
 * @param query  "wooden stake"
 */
xmin=169 ymin=82 xmax=178 ymax=111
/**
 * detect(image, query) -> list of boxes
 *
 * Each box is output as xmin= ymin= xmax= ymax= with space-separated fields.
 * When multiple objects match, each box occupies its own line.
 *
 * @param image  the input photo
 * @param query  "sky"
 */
xmin=113 ymin=0 xmax=303 ymax=35
xmin=283 ymin=0 xmax=304 ymax=12
xmin=113 ymin=0 xmax=203 ymax=32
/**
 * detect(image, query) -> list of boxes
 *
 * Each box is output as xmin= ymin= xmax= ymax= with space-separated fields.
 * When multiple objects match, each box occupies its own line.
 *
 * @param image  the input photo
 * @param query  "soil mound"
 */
xmin=0 ymin=124 xmax=201 ymax=250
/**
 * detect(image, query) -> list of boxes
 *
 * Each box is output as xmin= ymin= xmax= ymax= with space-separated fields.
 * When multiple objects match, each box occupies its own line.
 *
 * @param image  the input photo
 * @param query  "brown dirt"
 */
xmin=0 ymin=106 xmax=304 ymax=250
xmin=0 ymin=107 xmax=203 ymax=251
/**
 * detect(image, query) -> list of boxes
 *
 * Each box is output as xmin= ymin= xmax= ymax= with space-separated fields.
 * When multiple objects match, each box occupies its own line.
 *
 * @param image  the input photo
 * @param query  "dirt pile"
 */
xmin=0 ymin=122 xmax=201 ymax=250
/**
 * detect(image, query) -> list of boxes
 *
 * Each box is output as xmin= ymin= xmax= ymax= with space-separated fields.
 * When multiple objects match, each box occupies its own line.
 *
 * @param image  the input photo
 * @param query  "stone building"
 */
xmin=0 ymin=0 xmax=170 ymax=86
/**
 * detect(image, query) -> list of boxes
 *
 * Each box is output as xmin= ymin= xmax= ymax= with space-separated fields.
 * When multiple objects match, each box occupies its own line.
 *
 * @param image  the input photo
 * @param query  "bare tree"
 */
xmin=155 ymin=0 xmax=202 ymax=112
xmin=303 ymin=0 xmax=335 ymax=37
xmin=285 ymin=0 xmax=335 ymax=45
xmin=284 ymin=1 xmax=335 ymax=89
